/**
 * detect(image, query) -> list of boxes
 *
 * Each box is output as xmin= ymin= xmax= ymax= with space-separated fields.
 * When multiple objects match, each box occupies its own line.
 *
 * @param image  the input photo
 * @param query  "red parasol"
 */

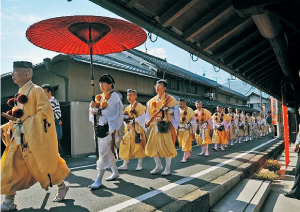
xmin=26 ymin=15 xmax=147 ymax=155
xmin=26 ymin=16 xmax=146 ymax=55
xmin=26 ymin=15 xmax=146 ymax=99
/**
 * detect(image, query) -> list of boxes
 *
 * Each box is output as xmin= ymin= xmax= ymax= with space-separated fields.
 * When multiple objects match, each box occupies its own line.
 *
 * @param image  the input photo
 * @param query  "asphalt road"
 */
xmin=1 ymin=136 xmax=279 ymax=212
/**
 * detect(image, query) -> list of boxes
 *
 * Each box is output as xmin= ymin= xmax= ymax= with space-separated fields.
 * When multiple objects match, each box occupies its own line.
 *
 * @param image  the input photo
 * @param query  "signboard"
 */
xmin=270 ymin=96 xmax=278 ymax=125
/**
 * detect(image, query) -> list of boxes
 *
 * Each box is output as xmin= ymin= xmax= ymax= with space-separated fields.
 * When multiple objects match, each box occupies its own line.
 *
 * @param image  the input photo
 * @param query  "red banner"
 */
xmin=270 ymin=96 xmax=278 ymax=125
xmin=282 ymin=104 xmax=290 ymax=168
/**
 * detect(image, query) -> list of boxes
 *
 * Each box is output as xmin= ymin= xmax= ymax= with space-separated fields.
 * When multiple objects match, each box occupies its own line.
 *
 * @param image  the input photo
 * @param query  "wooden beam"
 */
xmin=249 ymin=62 xmax=279 ymax=79
xmin=240 ymin=53 xmax=275 ymax=75
xmin=248 ymin=63 xmax=279 ymax=80
xmin=215 ymin=29 xmax=260 ymax=59
xmin=234 ymin=47 xmax=272 ymax=71
xmin=202 ymin=17 xmax=253 ymax=52
xmin=183 ymin=1 xmax=233 ymax=41
xmin=128 ymin=0 xmax=141 ymax=7
xmin=263 ymin=79 xmax=282 ymax=91
xmin=256 ymin=73 xmax=281 ymax=84
xmin=160 ymin=0 xmax=198 ymax=27
xmin=225 ymin=39 xmax=269 ymax=66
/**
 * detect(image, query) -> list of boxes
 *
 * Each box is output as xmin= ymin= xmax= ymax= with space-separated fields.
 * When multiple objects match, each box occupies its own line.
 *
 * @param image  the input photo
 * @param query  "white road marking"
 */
xmin=98 ymin=138 xmax=278 ymax=212
xmin=69 ymin=145 xmax=197 ymax=171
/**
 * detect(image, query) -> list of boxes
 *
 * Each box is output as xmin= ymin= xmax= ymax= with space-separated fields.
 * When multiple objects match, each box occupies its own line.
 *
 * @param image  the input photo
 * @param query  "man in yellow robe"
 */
xmin=245 ymin=113 xmax=252 ymax=141
xmin=222 ymin=107 xmax=231 ymax=148
xmin=194 ymin=101 xmax=212 ymax=157
xmin=118 ymin=89 xmax=147 ymax=170
xmin=177 ymin=99 xmax=196 ymax=163
xmin=256 ymin=114 xmax=262 ymax=138
xmin=212 ymin=106 xmax=227 ymax=151
xmin=251 ymin=112 xmax=258 ymax=139
xmin=145 ymin=79 xmax=179 ymax=176
xmin=1 ymin=61 xmax=70 ymax=211
xmin=227 ymin=107 xmax=236 ymax=146
xmin=236 ymin=109 xmax=245 ymax=143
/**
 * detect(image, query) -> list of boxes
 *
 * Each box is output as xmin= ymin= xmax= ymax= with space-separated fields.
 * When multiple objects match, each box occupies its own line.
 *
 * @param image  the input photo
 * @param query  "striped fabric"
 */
xmin=50 ymin=96 xmax=61 ymax=120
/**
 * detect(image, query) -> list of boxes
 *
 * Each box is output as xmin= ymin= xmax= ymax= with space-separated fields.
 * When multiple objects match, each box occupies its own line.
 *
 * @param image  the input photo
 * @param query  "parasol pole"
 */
xmin=89 ymin=25 xmax=99 ymax=158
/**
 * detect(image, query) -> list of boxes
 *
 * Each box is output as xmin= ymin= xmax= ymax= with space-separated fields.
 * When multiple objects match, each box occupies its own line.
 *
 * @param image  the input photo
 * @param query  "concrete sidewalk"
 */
xmin=260 ymin=147 xmax=300 ymax=212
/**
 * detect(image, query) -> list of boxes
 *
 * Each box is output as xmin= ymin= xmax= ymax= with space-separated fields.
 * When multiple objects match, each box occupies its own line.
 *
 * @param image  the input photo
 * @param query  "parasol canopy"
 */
xmin=26 ymin=15 xmax=147 ymax=55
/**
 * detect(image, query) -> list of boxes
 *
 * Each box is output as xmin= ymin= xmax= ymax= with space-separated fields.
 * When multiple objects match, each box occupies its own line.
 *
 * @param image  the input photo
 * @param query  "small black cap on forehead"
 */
xmin=13 ymin=61 xmax=33 ymax=69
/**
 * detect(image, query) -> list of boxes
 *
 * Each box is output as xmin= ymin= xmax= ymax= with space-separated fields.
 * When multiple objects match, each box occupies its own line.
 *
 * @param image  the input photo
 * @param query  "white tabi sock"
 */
xmin=89 ymin=170 xmax=105 ymax=189
xmin=118 ymin=160 xmax=129 ymax=170
xmin=136 ymin=158 xmax=143 ymax=171
xmin=162 ymin=158 xmax=171 ymax=176
xmin=150 ymin=157 xmax=163 ymax=174
xmin=105 ymin=164 xmax=119 ymax=181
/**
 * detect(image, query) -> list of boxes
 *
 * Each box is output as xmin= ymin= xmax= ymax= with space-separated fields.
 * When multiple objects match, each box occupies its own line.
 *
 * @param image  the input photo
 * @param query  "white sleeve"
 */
xmin=170 ymin=104 xmax=180 ymax=129
xmin=212 ymin=120 xmax=219 ymax=129
xmin=135 ymin=113 xmax=146 ymax=132
xmin=89 ymin=107 xmax=99 ymax=124
xmin=207 ymin=118 xmax=213 ymax=129
xmin=101 ymin=93 xmax=124 ymax=133
xmin=190 ymin=116 xmax=197 ymax=131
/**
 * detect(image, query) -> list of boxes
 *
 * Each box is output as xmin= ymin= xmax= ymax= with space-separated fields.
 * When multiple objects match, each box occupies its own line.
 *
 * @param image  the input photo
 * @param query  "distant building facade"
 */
xmin=1 ymin=49 xmax=254 ymax=156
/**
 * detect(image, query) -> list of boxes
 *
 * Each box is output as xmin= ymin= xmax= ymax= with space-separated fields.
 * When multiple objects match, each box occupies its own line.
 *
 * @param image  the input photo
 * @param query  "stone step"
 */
xmin=211 ymin=179 xmax=271 ymax=212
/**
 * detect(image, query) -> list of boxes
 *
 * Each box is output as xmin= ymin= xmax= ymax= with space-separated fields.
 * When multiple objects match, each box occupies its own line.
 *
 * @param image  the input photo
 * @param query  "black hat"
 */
xmin=13 ymin=61 xmax=33 ymax=69
xmin=99 ymin=74 xmax=115 ymax=84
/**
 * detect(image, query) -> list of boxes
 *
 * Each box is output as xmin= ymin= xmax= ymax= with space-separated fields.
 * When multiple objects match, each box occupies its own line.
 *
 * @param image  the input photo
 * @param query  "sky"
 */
xmin=1 ymin=0 xmax=247 ymax=87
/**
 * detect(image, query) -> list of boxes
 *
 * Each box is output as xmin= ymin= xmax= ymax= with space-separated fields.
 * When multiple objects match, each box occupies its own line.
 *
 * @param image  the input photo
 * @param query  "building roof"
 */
xmin=72 ymin=53 xmax=157 ymax=78
xmin=222 ymin=80 xmax=270 ymax=99
xmin=129 ymin=49 xmax=219 ymax=88
xmin=1 ymin=49 xmax=248 ymax=101
xmin=129 ymin=49 xmax=247 ymax=99
xmin=218 ymin=84 xmax=248 ymax=100
xmin=247 ymin=92 xmax=270 ymax=100
xmin=171 ymin=93 xmax=257 ymax=112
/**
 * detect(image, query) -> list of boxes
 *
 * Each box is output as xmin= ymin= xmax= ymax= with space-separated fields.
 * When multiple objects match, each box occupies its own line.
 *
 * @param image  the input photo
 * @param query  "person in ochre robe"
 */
xmin=227 ymin=107 xmax=237 ymax=146
xmin=211 ymin=106 xmax=227 ymax=151
xmin=194 ymin=101 xmax=212 ymax=157
xmin=145 ymin=79 xmax=180 ymax=176
xmin=118 ymin=89 xmax=147 ymax=171
xmin=177 ymin=98 xmax=196 ymax=163
xmin=1 ymin=61 xmax=70 ymax=211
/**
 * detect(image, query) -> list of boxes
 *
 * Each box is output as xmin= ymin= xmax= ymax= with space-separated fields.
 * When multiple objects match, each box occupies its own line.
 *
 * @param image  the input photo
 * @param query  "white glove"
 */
xmin=92 ymin=107 xmax=99 ymax=114
xmin=168 ymin=110 xmax=174 ymax=115
xmin=128 ymin=119 xmax=134 ymax=124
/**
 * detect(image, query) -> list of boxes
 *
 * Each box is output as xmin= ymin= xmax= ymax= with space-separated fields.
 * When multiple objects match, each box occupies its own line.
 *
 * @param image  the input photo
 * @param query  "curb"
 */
xmin=156 ymin=139 xmax=284 ymax=212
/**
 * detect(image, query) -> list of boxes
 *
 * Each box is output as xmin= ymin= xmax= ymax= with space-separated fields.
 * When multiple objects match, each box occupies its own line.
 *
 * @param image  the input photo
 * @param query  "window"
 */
xmin=226 ymin=95 xmax=230 ymax=102
xmin=186 ymin=83 xmax=197 ymax=94
xmin=169 ymin=79 xmax=180 ymax=91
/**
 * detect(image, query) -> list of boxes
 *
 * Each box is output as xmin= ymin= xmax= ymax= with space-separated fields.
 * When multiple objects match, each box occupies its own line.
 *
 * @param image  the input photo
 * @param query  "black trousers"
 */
xmin=290 ymin=150 xmax=300 ymax=197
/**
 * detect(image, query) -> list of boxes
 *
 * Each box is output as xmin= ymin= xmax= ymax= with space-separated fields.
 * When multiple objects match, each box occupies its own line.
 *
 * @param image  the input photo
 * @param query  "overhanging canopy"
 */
xmin=90 ymin=0 xmax=300 ymax=106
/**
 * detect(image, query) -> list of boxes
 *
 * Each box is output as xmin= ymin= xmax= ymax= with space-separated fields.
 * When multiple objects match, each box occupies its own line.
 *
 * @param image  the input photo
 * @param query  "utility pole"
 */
xmin=260 ymin=90 xmax=263 ymax=110
xmin=214 ymin=77 xmax=220 ymax=82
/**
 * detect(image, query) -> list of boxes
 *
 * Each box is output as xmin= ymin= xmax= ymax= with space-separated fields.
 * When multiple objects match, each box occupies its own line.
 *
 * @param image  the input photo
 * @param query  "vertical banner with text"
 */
xmin=270 ymin=96 xmax=278 ymax=125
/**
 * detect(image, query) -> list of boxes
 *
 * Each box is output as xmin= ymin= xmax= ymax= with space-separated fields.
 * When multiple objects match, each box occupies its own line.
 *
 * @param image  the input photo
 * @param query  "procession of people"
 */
xmin=0 ymin=63 xmax=278 ymax=211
